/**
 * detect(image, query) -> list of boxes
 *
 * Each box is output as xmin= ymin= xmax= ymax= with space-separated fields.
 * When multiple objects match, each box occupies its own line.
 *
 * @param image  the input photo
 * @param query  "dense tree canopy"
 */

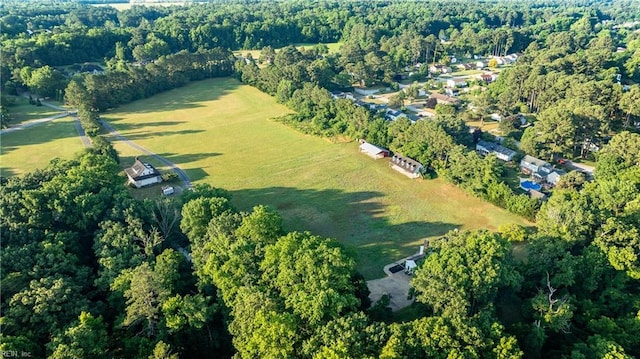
xmin=1 ymin=0 xmax=639 ymax=358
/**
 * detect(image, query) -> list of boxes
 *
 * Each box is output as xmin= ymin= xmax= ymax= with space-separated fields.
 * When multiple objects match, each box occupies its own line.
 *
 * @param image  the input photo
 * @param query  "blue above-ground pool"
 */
xmin=520 ymin=180 xmax=542 ymax=191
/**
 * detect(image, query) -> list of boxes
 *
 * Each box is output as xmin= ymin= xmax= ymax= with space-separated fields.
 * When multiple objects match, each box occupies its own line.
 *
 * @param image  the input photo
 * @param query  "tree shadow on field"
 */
xmin=119 ymin=152 xmax=220 ymax=180
xmin=104 ymin=119 xmax=188 ymax=127
xmin=0 ymin=120 xmax=78 ymax=155
xmin=184 ymin=168 xmax=210 ymax=182
xmin=230 ymin=186 xmax=459 ymax=278
xmin=123 ymin=129 xmax=206 ymax=141
xmin=108 ymin=78 xmax=242 ymax=114
xmin=0 ymin=167 xmax=17 ymax=178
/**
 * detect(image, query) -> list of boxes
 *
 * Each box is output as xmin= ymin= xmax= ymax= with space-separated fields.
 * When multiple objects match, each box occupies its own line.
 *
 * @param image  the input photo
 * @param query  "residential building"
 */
xmin=446 ymin=78 xmax=467 ymax=88
xmin=429 ymin=93 xmax=460 ymax=105
xmin=475 ymin=140 xmax=516 ymax=161
xmin=520 ymin=155 xmax=553 ymax=180
xmin=546 ymin=170 xmax=566 ymax=186
xmin=125 ymin=157 xmax=163 ymax=188
xmin=385 ymin=109 xmax=407 ymax=121
xmin=359 ymin=142 xmax=390 ymax=159
xmin=389 ymin=154 xmax=423 ymax=179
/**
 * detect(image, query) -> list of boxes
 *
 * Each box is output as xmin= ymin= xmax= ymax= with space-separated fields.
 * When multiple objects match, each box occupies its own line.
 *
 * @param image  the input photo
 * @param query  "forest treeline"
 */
xmin=1 ymin=0 xmax=640 ymax=358
xmin=1 ymin=133 xmax=639 ymax=358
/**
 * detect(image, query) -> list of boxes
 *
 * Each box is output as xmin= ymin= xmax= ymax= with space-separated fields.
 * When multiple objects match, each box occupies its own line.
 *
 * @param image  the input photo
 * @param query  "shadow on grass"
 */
xmin=230 ymin=186 xmax=459 ymax=279
xmin=104 ymin=119 xmax=187 ymax=127
xmin=0 ymin=120 xmax=78 ymax=155
xmin=124 ymin=129 xmax=206 ymax=141
xmin=184 ymin=168 xmax=210 ymax=182
xmin=0 ymin=167 xmax=17 ymax=178
xmin=99 ymin=118 xmax=206 ymax=140
xmin=119 ymin=153 xmax=220 ymax=169
xmin=105 ymin=77 xmax=241 ymax=114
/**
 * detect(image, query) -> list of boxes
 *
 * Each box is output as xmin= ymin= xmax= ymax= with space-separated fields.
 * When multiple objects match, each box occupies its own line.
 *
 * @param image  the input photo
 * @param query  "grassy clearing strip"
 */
xmin=103 ymin=77 xmax=531 ymax=279
xmin=4 ymin=96 xmax=63 ymax=126
xmin=0 ymin=116 xmax=86 ymax=177
xmin=234 ymin=42 xmax=341 ymax=60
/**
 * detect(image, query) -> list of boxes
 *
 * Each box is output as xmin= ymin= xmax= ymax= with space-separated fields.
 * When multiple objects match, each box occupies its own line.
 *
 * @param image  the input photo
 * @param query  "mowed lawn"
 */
xmin=234 ymin=42 xmax=341 ymax=60
xmin=1 ymin=116 xmax=86 ymax=177
xmin=104 ymin=77 xmax=530 ymax=279
xmin=4 ymin=95 xmax=63 ymax=126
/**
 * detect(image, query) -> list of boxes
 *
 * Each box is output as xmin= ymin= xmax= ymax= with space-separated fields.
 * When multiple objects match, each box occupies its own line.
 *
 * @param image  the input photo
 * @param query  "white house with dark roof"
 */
xmin=385 ymin=109 xmax=407 ymax=121
xmin=389 ymin=154 xmax=423 ymax=179
xmin=520 ymin=155 xmax=555 ymax=181
xmin=125 ymin=157 xmax=162 ymax=188
xmin=359 ymin=142 xmax=390 ymax=159
xmin=520 ymin=155 xmax=549 ymax=174
xmin=446 ymin=78 xmax=468 ymax=88
xmin=476 ymin=140 xmax=516 ymax=161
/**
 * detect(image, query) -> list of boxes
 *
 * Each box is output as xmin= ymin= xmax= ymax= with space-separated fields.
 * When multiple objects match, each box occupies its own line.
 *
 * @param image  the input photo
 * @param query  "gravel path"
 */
xmin=6 ymin=95 xmax=192 ymax=189
xmin=73 ymin=116 xmax=92 ymax=147
xmin=100 ymin=119 xmax=192 ymax=189
xmin=1 ymin=112 xmax=69 ymax=134
xmin=565 ymin=160 xmax=595 ymax=176
xmin=4 ymin=96 xmax=92 ymax=149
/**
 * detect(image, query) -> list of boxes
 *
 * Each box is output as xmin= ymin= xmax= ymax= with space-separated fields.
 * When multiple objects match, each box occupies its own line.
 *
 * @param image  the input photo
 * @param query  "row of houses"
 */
xmin=520 ymin=155 xmax=566 ymax=186
xmin=360 ymin=136 xmax=571 ymax=203
xmin=359 ymin=141 xmax=423 ymax=179
xmin=429 ymin=52 xmax=520 ymax=74
xmin=475 ymin=139 xmax=567 ymax=188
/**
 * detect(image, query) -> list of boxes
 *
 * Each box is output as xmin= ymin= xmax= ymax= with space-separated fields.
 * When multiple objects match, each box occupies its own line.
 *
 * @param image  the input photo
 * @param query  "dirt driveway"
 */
xmin=367 ymin=271 xmax=414 ymax=311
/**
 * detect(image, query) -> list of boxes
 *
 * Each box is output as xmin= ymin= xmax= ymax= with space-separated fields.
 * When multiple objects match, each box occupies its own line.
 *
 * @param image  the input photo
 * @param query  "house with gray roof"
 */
xmin=476 ymin=140 xmax=516 ymax=161
xmin=125 ymin=157 xmax=162 ymax=188
xmin=389 ymin=154 xmax=423 ymax=179
xmin=520 ymin=155 xmax=557 ymax=182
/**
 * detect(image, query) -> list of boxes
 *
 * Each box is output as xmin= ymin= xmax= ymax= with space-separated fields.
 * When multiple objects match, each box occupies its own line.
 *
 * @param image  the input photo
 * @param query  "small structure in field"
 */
xmin=359 ymin=141 xmax=390 ymax=159
xmin=161 ymin=185 xmax=175 ymax=196
xmin=125 ymin=157 xmax=162 ymax=188
xmin=389 ymin=154 xmax=423 ymax=179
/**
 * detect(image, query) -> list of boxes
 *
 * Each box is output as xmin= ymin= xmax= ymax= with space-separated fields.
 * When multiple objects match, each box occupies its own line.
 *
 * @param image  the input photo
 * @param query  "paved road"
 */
xmin=6 ymin=95 xmax=192 ymax=189
xmin=100 ymin=119 xmax=193 ymax=189
xmin=566 ymin=160 xmax=595 ymax=176
xmin=1 ymin=112 xmax=69 ymax=134
xmin=5 ymin=96 xmax=92 ymax=149
xmin=73 ymin=116 xmax=92 ymax=147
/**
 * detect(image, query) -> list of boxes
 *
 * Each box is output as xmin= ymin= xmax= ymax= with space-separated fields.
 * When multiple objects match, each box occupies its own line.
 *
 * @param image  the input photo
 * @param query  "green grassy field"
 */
xmin=4 ymin=96 xmax=63 ymax=126
xmin=104 ymin=77 xmax=530 ymax=278
xmin=449 ymin=69 xmax=484 ymax=77
xmin=0 ymin=116 xmax=86 ymax=177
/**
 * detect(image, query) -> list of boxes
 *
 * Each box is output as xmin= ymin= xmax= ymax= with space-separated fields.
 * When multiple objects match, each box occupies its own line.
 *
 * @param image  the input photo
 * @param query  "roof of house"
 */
xmin=546 ymin=170 xmax=566 ymax=183
xmin=521 ymin=155 xmax=549 ymax=168
xmin=477 ymin=140 xmax=516 ymax=158
xmin=391 ymin=154 xmax=423 ymax=174
xmin=359 ymin=142 xmax=389 ymax=155
xmin=124 ymin=158 xmax=161 ymax=181
xmin=429 ymin=93 xmax=460 ymax=104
